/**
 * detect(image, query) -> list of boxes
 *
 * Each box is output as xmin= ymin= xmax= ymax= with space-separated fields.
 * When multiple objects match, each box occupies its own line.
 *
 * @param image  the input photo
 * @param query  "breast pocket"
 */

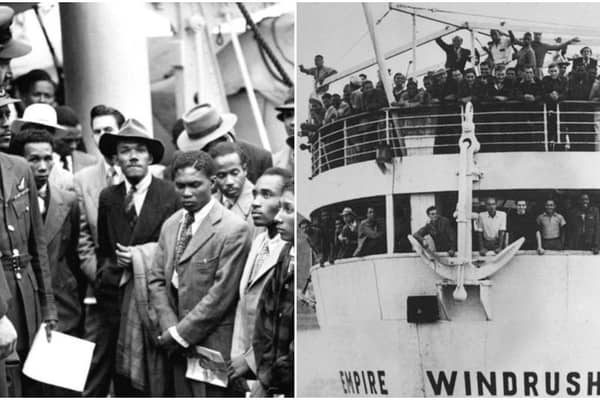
xmin=11 ymin=196 xmax=30 ymax=243
xmin=190 ymin=255 xmax=219 ymax=287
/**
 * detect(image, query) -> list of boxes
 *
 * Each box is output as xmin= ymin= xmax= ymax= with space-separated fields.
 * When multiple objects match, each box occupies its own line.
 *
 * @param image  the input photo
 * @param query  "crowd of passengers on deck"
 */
xmin=302 ymin=193 xmax=600 ymax=267
xmin=299 ymin=29 xmax=600 ymax=136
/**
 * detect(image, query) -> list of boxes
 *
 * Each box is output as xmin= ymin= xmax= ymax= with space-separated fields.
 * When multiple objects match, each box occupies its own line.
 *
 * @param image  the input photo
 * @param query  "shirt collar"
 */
xmin=124 ymin=171 xmax=152 ymax=193
xmin=38 ymin=183 xmax=48 ymax=198
xmin=190 ymin=197 xmax=216 ymax=225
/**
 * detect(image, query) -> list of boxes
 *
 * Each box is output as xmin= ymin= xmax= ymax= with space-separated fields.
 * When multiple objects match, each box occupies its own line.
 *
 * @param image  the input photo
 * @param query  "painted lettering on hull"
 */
xmin=339 ymin=370 xmax=388 ymax=395
xmin=426 ymin=371 xmax=600 ymax=396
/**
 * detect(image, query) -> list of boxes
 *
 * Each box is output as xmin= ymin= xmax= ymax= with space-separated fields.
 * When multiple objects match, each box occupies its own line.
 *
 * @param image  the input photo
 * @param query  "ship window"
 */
xmin=393 ymin=194 xmax=412 ymax=253
xmin=307 ymin=196 xmax=387 ymax=263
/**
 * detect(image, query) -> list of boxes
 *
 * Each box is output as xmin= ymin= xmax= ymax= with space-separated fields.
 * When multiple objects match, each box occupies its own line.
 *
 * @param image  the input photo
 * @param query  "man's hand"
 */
xmin=569 ymin=37 xmax=581 ymax=44
xmin=550 ymin=92 xmax=559 ymax=101
xmin=494 ymin=247 xmax=502 ymax=254
xmin=593 ymin=247 xmax=599 ymax=255
xmin=0 ymin=316 xmax=17 ymax=360
xmin=44 ymin=319 xmax=57 ymax=342
xmin=495 ymin=96 xmax=507 ymax=102
xmin=157 ymin=329 xmax=183 ymax=353
xmin=479 ymin=248 xmax=487 ymax=256
xmin=537 ymin=247 xmax=545 ymax=255
xmin=448 ymin=249 xmax=456 ymax=257
xmin=115 ymin=243 xmax=132 ymax=269
xmin=227 ymin=354 xmax=251 ymax=379
xmin=524 ymin=94 xmax=535 ymax=102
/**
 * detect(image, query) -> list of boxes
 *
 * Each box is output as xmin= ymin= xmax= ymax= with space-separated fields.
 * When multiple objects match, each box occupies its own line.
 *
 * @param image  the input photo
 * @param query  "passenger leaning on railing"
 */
xmin=483 ymin=65 xmax=514 ymax=103
xmin=516 ymin=66 xmax=542 ymax=103
xmin=457 ymin=68 xmax=483 ymax=105
xmin=441 ymin=69 xmax=463 ymax=102
xmin=566 ymin=193 xmax=600 ymax=254
xmin=475 ymin=197 xmax=507 ymax=255
xmin=392 ymin=79 xmax=428 ymax=108
xmin=536 ymin=199 xmax=567 ymax=254
xmin=566 ymin=64 xmax=594 ymax=100
xmin=413 ymin=206 xmax=457 ymax=257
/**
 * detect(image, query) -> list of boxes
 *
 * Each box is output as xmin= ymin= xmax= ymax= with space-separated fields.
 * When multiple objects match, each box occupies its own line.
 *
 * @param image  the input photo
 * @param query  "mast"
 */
xmin=362 ymin=2 xmax=394 ymax=104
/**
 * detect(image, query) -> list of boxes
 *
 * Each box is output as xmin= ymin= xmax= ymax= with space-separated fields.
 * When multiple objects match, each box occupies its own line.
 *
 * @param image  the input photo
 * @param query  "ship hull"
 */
xmin=298 ymin=252 xmax=600 ymax=397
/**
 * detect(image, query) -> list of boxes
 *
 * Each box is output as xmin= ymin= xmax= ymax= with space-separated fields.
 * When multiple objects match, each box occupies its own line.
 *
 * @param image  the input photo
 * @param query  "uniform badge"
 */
xmin=17 ymin=177 xmax=25 ymax=192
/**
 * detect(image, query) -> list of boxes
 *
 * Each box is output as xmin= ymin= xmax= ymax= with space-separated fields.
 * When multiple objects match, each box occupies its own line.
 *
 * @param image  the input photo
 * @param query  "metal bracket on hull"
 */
xmin=436 ymin=279 xmax=493 ymax=320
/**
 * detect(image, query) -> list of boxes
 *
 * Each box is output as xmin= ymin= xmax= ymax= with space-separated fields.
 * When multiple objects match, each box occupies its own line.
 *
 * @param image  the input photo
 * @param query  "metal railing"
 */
xmin=305 ymin=101 xmax=600 ymax=177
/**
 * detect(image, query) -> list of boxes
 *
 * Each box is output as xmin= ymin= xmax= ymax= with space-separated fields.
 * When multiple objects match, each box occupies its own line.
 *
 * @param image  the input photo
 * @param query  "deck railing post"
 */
xmin=543 ymin=103 xmax=548 ymax=152
xmin=556 ymin=103 xmax=561 ymax=144
xmin=385 ymin=109 xmax=390 ymax=144
xmin=343 ymin=119 xmax=348 ymax=166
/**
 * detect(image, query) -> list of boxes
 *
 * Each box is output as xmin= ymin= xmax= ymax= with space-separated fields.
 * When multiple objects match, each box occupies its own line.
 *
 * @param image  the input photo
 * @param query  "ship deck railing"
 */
xmin=305 ymin=100 xmax=600 ymax=177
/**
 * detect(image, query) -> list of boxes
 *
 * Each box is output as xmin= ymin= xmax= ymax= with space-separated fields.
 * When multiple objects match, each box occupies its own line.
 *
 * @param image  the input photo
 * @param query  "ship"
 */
xmin=297 ymin=3 xmax=600 ymax=397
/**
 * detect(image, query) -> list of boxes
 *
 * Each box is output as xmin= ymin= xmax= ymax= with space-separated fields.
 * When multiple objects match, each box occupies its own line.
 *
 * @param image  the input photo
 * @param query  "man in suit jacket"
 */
xmin=93 ymin=119 xmax=181 ymax=395
xmin=229 ymin=167 xmax=292 ymax=389
xmin=55 ymin=105 xmax=98 ymax=174
xmin=436 ymin=35 xmax=472 ymax=74
xmin=252 ymin=178 xmax=295 ymax=397
xmin=210 ymin=141 xmax=260 ymax=237
xmin=176 ymin=103 xmax=272 ymax=183
xmin=14 ymin=128 xmax=86 ymax=396
xmin=74 ymin=104 xmax=126 ymax=396
xmin=148 ymin=150 xmax=251 ymax=397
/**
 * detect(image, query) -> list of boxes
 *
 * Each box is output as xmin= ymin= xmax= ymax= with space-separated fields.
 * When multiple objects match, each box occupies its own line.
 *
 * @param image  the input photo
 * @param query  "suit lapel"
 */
xmin=85 ymin=162 xmax=107 ymax=209
xmin=44 ymin=187 xmax=69 ymax=243
xmin=247 ymin=236 xmax=284 ymax=288
xmin=131 ymin=177 xmax=161 ymax=242
xmin=177 ymin=202 xmax=222 ymax=265
xmin=235 ymin=180 xmax=254 ymax=219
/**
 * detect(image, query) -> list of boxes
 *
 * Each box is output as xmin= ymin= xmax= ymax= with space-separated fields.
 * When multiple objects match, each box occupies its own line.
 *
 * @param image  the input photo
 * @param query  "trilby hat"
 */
xmin=177 ymin=103 xmax=237 ymax=151
xmin=99 ymin=118 xmax=164 ymax=163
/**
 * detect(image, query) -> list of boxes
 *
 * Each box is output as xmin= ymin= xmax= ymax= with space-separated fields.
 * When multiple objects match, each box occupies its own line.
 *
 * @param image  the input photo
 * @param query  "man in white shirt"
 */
xmin=228 ymin=167 xmax=292 ymax=390
xmin=484 ymin=29 xmax=515 ymax=67
xmin=148 ymin=150 xmax=251 ymax=396
xmin=475 ymin=197 xmax=507 ymax=255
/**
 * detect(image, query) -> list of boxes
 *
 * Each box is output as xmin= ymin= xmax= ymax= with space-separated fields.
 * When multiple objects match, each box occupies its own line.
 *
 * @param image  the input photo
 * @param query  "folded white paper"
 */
xmin=186 ymin=346 xmax=228 ymax=388
xmin=23 ymin=323 xmax=95 ymax=392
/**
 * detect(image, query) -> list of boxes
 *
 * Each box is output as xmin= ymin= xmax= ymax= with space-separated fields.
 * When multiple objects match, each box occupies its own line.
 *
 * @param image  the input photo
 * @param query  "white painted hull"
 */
xmin=298 ymin=252 xmax=600 ymax=397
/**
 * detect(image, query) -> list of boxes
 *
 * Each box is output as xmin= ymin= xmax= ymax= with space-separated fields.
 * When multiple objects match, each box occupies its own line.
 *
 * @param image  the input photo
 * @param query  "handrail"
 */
xmin=307 ymin=100 xmax=600 ymax=177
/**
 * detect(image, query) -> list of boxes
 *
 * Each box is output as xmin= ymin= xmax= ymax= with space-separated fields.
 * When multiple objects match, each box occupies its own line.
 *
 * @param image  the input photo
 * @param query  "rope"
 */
xmin=237 ymin=3 xmax=293 ymax=87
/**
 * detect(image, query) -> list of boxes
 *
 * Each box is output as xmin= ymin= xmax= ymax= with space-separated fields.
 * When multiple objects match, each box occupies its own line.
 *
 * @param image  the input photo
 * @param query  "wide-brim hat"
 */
xmin=99 ymin=118 xmax=164 ymax=163
xmin=11 ymin=103 xmax=68 ymax=136
xmin=177 ymin=103 xmax=237 ymax=152
xmin=0 ymin=7 xmax=31 ymax=59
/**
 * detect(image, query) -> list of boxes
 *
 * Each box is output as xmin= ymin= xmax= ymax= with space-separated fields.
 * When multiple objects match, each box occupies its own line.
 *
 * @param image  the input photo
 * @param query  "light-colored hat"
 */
xmin=0 ymin=7 xmax=31 ymax=59
xmin=341 ymin=207 xmax=355 ymax=217
xmin=177 ymin=103 xmax=237 ymax=151
xmin=11 ymin=103 xmax=67 ymax=136
xmin=99 ymin=118 xmax=164 ymax=163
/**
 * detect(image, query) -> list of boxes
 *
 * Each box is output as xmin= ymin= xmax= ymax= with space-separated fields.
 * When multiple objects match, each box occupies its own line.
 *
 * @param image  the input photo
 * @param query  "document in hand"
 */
xmin=23 ymin=323 xmax=95 ymax=392
xmin=186 ymin=346 xmax=229 ymax=388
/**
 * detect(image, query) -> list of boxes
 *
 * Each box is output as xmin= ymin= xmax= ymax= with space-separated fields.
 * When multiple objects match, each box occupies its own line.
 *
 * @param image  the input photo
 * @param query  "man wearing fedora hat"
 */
xmin=272 ymin=95 xmax=294 ymax=173
xmin=74 ymin=104 xmax=127 ymax=396
xmin=92 ymin=118 xmax=181 ymax=395
xmin=0 ymin=6 xmax=58 ymax=396
xmin=177 ymin=103 xmax=273 ymax=184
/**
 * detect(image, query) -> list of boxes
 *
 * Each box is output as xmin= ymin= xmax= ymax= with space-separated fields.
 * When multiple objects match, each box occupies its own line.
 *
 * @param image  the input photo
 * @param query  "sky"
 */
xmin=296 ymin=2 xmax=600 ymax=214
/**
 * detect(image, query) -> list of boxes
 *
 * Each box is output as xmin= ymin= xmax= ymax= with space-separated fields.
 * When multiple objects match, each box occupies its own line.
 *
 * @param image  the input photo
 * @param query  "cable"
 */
xmin=237 ymin=3 xmax=293 ymax=87
xmin=271 ymin=16 xmax=293 ymax=66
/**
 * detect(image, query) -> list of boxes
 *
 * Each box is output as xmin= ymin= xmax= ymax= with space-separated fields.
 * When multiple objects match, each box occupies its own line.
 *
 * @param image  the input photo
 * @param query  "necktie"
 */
xmin=171 ymin=212 xmax=195 ymax=289
xmin=124 ymin=185 xmax=137 ymax=229
xmin=38 ymin=186 xmax=48 ymax=219
xmin=247 ymin=240 xmax=269 ymax=288
xmin=223 ymin=197 xmax=234 ymax=210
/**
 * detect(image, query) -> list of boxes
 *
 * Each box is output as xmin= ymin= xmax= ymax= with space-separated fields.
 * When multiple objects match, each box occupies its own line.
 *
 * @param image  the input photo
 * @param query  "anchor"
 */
xmin=408 ymin=102 xmax=524 ymax=319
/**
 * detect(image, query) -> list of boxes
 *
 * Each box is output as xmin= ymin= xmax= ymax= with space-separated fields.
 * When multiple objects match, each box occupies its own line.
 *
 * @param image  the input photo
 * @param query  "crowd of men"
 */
xmin=299 ymin=29 xmax=600 ymax=133
xmin=0 ymin=5 xmax=294 ymax=397
xmin=300 ymin=206 xmax=386 ymax=266
xmin=303 ymin=192 xmax=600 ymax=267
xmin=415 ymin=194 xmax=600 ymax=256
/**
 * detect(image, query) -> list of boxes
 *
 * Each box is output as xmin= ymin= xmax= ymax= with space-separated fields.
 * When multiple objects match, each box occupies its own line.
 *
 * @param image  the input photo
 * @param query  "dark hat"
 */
xmin=0 ymin=7 xmax=31 ymax=59
xmin=177 ymin=104 xmax=237 ymax=152
xmin=99 ymin=118 xmax=164 ymax=163
xmin=276 ymin=95 xmax=294 ymax=121
xmin=55 ymin=105 xmax=80 ymax=128
xmin=0 ymin=87 xmax=19 ymax=108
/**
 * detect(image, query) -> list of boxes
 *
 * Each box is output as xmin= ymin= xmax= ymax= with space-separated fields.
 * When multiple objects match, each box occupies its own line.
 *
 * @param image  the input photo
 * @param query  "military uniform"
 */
xmin=0 ymin=152 xmax=57 ymax=394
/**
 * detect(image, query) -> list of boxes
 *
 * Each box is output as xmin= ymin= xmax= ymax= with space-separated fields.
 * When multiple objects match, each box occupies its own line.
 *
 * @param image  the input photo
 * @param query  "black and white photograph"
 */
xmin=0 ymin=2 xmax=294 ymax=397
xmin=297 ymin=2 xmax=600 ymax=397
